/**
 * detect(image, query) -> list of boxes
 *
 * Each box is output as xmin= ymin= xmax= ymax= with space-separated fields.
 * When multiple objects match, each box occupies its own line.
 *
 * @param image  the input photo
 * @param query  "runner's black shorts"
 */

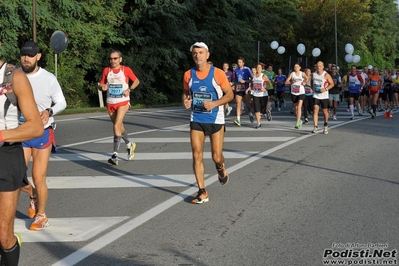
xmin=190 ymin=122 xmax=225 ymax=136
xmin=0 ymin=143 xmax=29 ymax=191
xmin=291 ymin=94 xmax=305 ymax=103
xmin=313 ymin=98 xmax=329 ymax=109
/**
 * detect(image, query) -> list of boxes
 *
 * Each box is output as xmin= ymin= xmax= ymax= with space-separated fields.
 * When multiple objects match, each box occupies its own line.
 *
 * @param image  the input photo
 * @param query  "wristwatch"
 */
xmin=46 ymin=108 xmax=53 ymax=117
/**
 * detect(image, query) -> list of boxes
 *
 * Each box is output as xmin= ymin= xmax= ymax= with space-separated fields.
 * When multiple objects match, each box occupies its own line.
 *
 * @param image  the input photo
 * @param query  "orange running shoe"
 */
xmin=28 ymin=196 xmax=38 ymax=219
xmin=30 ymin=213 xmax=49 ymax=231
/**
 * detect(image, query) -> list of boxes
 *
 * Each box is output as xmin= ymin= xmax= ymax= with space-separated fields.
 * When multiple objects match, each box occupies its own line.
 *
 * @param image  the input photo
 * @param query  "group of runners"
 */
xmin=222 ymin=59 xmax=399 ymax=132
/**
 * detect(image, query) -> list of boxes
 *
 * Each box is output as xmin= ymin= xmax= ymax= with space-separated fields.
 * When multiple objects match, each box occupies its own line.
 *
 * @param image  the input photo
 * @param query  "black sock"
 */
xmin=324 ymin=122 xmax=328 ymax=127
xmin=0 ymin=238 xmax=20 ymax=266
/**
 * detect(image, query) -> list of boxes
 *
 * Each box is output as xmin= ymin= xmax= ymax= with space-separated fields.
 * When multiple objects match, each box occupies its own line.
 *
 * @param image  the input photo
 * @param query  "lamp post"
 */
xmin=33 ymin=0 xmax=37 ymax=42
xmin=334 ymin=0 xmax=338 ymax=65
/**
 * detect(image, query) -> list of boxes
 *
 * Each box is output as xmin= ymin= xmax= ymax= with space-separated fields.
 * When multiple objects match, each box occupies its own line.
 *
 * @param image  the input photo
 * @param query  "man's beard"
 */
xmin=21 ymin=62 xmax=37 ymax=74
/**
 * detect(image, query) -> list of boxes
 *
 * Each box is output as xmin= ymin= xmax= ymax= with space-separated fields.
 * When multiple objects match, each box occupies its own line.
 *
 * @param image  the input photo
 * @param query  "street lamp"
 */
xmin=33 ymin=0 xmax=37 ymax=42
xmin=334 ymin=0 xmax=338 ymax=65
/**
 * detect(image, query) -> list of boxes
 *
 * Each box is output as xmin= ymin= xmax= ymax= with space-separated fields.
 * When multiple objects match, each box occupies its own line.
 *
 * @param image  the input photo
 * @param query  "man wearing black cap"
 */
xmin=0 ymin=42 xmax=43 ymax=266
xmin=19 ymin=40 xmax=67 ymax=230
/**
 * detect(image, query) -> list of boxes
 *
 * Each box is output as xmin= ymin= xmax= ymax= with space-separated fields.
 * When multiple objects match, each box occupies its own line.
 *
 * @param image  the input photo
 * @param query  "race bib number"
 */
xmin=348 ymin=82 xmax=355 ymax=89
xmin=370 ymin=80 xmax=378 ymax=87
xmin=109 ymin=84 xmax=124 ymax=98
xmin=291 ymin=84 xmax=300 ymax=93
xmin=305 ymin=85 xmax=312 ymax=94
xmin=193 ymin=92 xmax=212 ymax=113
xmin=236 ymin=84 xmax=245 ymax=90
xmin=253 ymin=82 xmax=263 ymax=91
xmin=314 ymin=84 xmax=322 ymax=93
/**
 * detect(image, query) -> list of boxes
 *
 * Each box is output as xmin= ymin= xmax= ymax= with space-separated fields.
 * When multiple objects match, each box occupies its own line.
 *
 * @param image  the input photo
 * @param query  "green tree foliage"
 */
xmin=0 ymin=0 xmax=398 ymax=107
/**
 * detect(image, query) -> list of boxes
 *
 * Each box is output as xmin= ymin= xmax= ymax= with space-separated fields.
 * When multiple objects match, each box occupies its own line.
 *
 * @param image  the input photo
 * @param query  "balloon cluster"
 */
xmin=296 ymin=43 xmax=321 ymax=57
xmin=344 ymin=43 xmax=361 ymax=63
xmin=271 ymin=41 xmax=321 ymax=57
xmin=270 ymin=41 xmax=285 ymax=54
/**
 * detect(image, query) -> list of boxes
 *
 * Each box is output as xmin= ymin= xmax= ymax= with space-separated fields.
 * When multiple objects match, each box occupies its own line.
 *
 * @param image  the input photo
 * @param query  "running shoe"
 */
xmin=323 ymin=126 xmax=329 ymax=135
xmin=312 ymin=126 xmax=318 ymax=134
xmin=191 ymin=189 xmax=209 ymax=204
xmin=277 ymin=107 xmax=281 ymax=112
xmin=266 ymin=111 xmax=272 ymax=121
xmin=30 ymin=213 xmax=49 ymax=231
xmin=28 ymin=196 xmax=38 ymax=219
xmin=350 ymin=116 xmax=354 ymax=120
xmin=226 ymin=106 xmax=233 ymax=116
xmin=304 ymin=118 xmax=309 ymax=124
xmin=14 ymin=233 xmax=22 ymax=246
xmin=371 ymin=113 xmax=375 ymax=119
xmin=108 ymin=152 xmax=118 ymax=166
xmin=216 ymin=163 xmax=229 ymax=185
xmin=249 ymin=114 xmax=255 ymax=123
xmin=346 ymin=108 xmax=350 ymax=112
xmin=255 ymin=124 xmax=261 ymax=129
xmin=333 ymin=115 xmax=337 ymax=121
xmin=234 ymin=119 xmax=241 ymax=127
xmin=294 ymin=120 xmax=302 ymax=129
xmin=126 ymin=142 xmax=137 ymax=161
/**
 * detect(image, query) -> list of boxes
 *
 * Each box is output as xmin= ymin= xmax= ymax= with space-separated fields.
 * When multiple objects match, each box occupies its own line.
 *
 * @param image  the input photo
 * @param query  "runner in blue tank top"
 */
xmin=183 ymin=42 xmax=234 ymax=204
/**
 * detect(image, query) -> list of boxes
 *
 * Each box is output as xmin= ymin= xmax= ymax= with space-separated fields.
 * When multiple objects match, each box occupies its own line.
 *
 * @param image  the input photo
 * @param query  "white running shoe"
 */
xmin=226 ymin=106 xmax=233 ymax=116
xmin=126 ymin=142 xmax=137 ymax=161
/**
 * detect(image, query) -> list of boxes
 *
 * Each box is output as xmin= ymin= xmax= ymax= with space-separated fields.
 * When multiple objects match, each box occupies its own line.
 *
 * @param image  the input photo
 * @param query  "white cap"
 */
xmin=190 ymin=42 xmax=209 ymax=52
xmin=368 ymin=65 xmax=373 ymax=70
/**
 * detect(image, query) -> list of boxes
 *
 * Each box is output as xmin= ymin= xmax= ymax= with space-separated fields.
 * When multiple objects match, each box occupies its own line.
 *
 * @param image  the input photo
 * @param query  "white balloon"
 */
xmin=297 ymin=43 xmax=306 ymax=55
xmin=345 ymin=54 xmax=354 ymax=63
xmin=277 ymin=46 xmax=285 ymax=54
xmin=345 ymin=43 xmax=354 ymax=54
xmin=270 ymin=41 xmax=279 ymax=50
xmin=312 ymin=48 xmax=321 ymax=57
xmin=353 ymin=54 xmax=361 ymax=63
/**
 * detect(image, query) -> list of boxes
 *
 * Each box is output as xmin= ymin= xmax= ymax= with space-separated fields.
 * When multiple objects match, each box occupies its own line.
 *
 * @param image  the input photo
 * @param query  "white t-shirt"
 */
xmin=290 ymin=71 xmax=305 ymax=95
xmin=251 ymin=73 xmax=268 ymax=97
xmin=313 ymin=71 xmax=329 ymax=100
xmin=24 ymin=67 xmax=67 ymax=128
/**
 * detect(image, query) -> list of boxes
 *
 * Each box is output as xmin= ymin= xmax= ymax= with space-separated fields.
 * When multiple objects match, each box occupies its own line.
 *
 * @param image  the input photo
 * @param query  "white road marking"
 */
xmin=15 ymin=216 xmax=129 ymax=242
xmin=52 ymin=108 xmax=376 ymax=265
xmin=29 ymin=174 xmax=199 ymax=189
xmin=49 ymin=151 xmax=259 ymax=161
xmin=94 ymin=136 xmax=295 ymax=143
xmin=52 ymin=134 xmax=313 ymax=266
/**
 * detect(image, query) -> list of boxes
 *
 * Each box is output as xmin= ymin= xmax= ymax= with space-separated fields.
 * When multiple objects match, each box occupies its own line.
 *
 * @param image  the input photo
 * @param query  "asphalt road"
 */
xmin=14 ymin=102 xmax=399 ymax=266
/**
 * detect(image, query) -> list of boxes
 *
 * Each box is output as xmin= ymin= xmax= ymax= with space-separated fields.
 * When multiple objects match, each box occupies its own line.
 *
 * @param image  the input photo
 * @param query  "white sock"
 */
xmin=350 ymin=104 xmax=354 ymax=116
